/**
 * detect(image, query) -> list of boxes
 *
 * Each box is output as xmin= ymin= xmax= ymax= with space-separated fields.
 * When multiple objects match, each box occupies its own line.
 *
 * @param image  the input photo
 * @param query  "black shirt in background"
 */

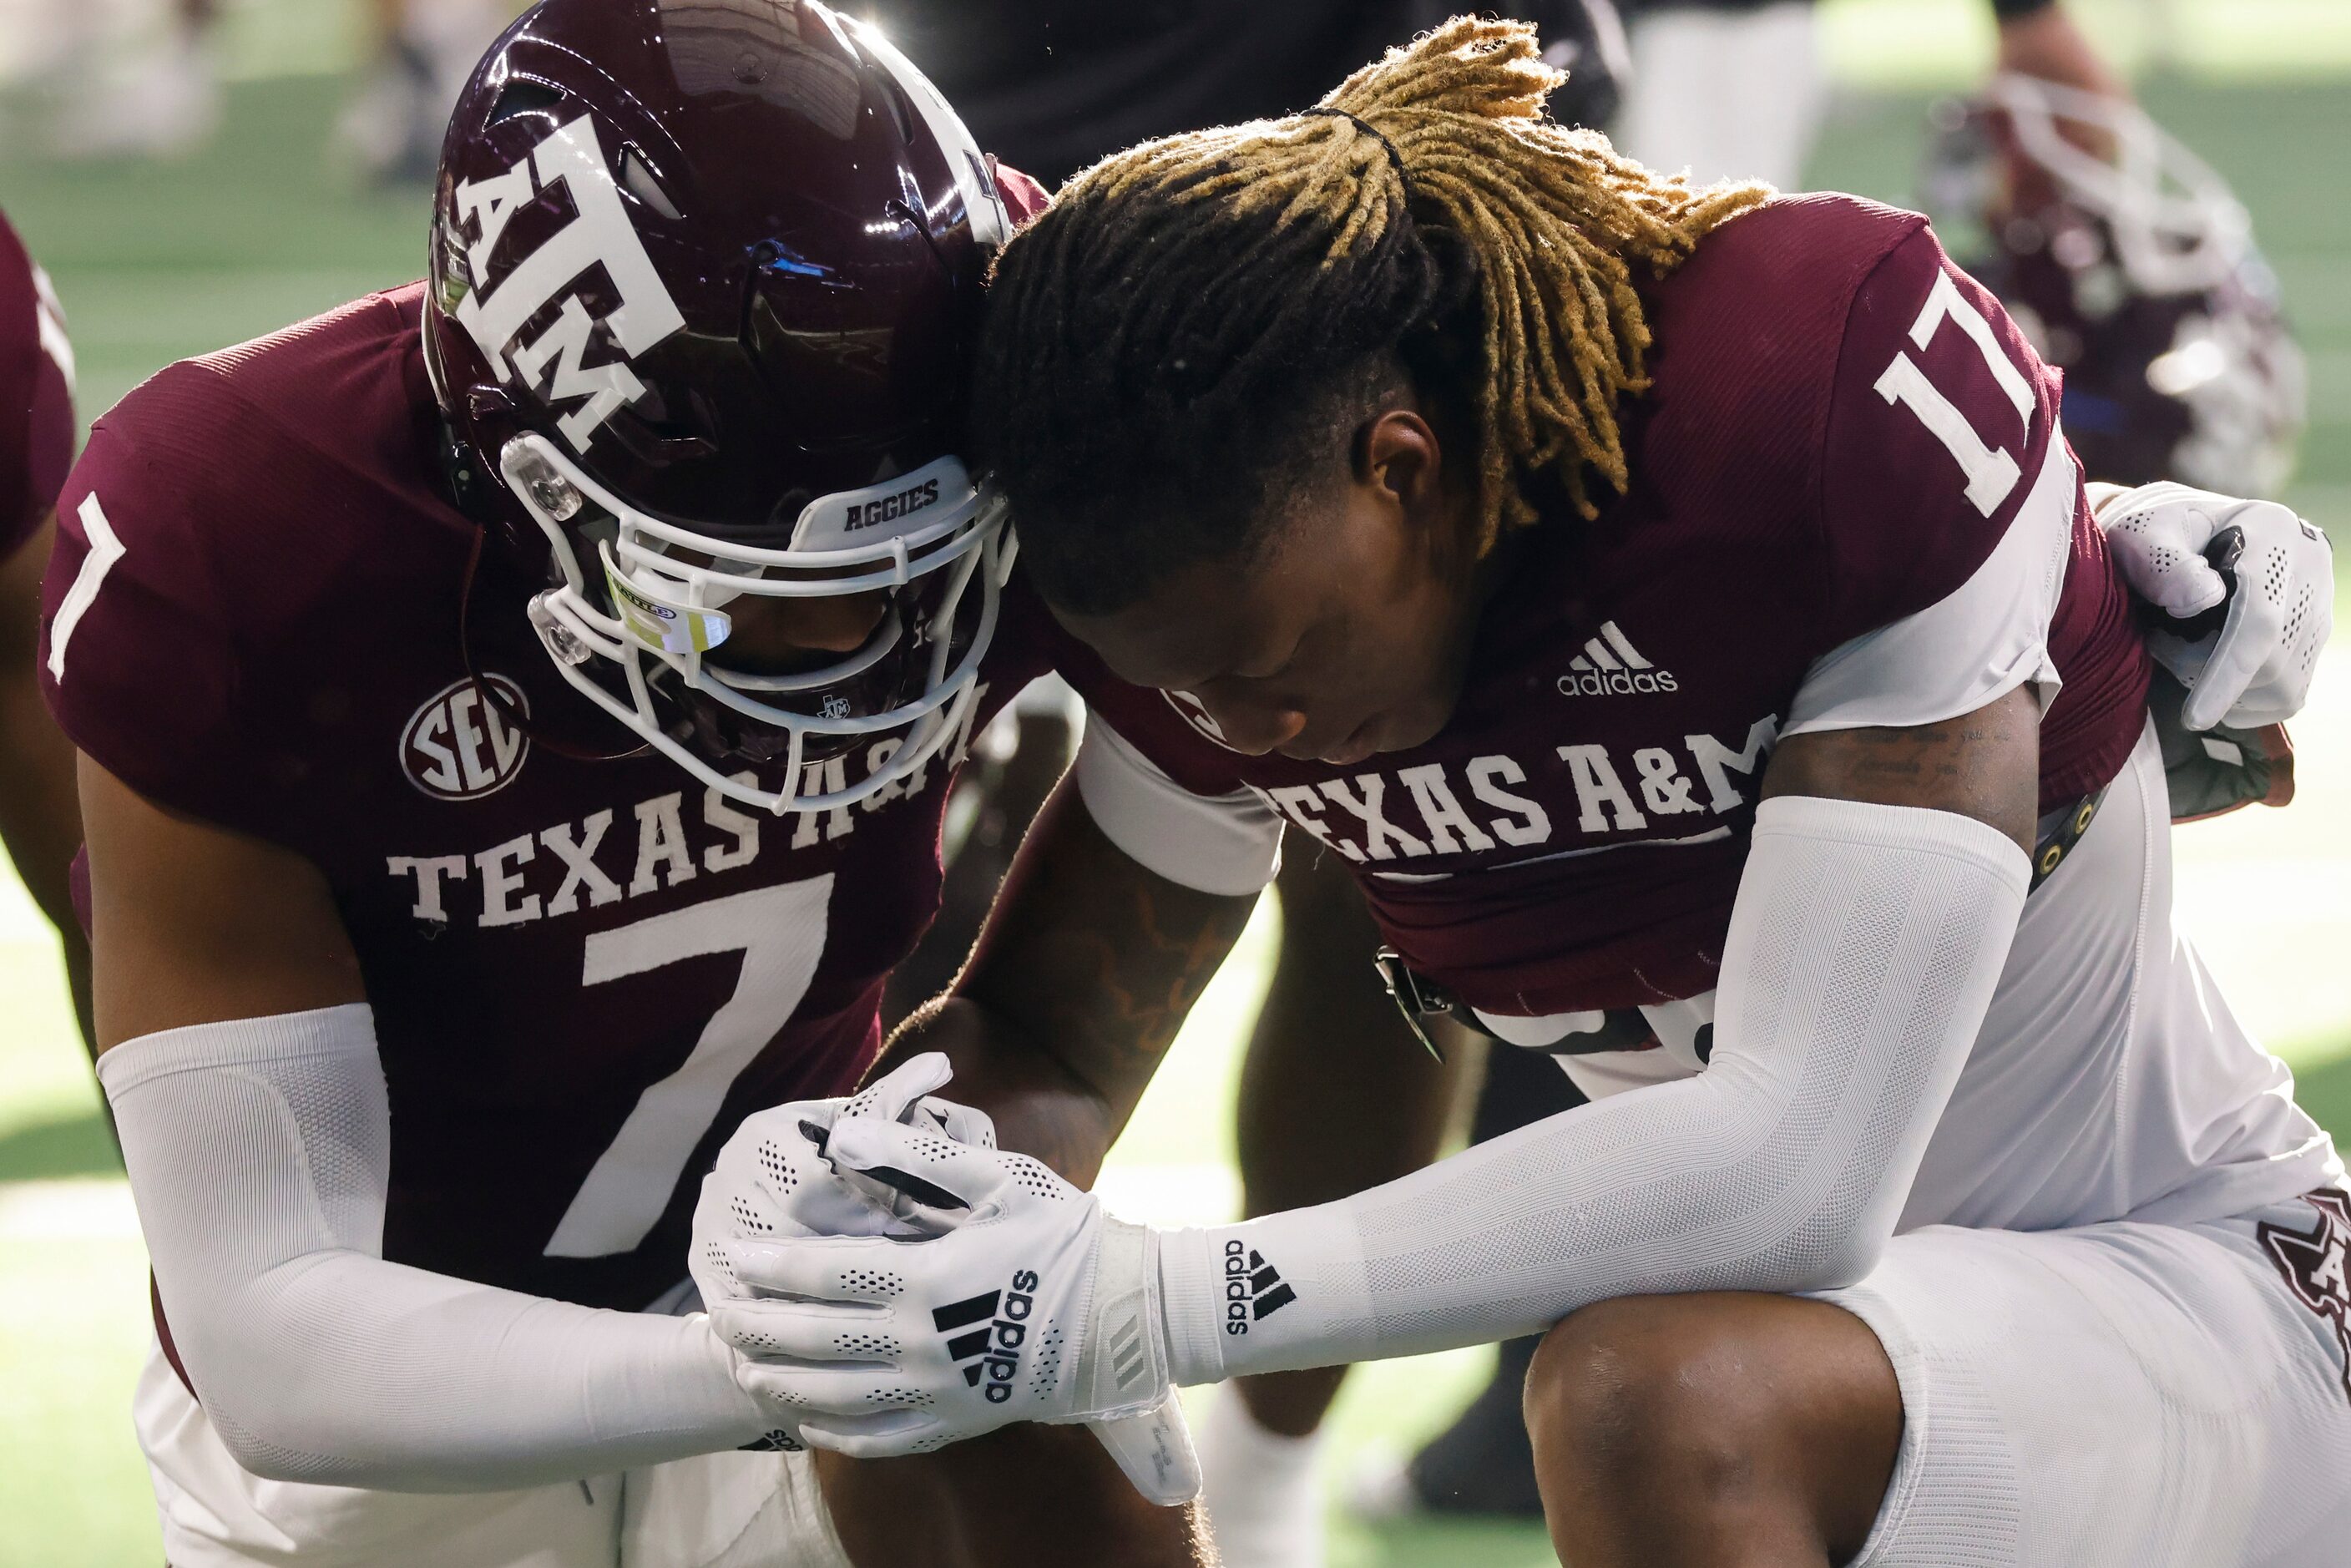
xmin=871 ymin=0 xmax=1623 ymax=186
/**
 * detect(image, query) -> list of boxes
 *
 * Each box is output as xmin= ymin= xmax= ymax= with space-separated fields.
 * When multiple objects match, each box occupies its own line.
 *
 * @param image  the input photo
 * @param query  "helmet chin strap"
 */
xmin=455 ymin=519 xmax=654 ymax=766
xmin=437 ymin=417 xmax=503 ymax=528
xmin=435 ymin=413 xmax=655 ymax=765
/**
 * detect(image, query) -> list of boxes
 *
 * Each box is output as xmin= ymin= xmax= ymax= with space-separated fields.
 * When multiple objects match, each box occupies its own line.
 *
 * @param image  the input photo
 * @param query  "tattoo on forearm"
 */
xmin=976 ymin=836 xmax=1254 ymax=1107
xmin=1762 ymin=689 xmax=2039 ymax=851
xmin=992 ymin=860 xmax=1251 ymax=1090
xmin=1838 ymin=720 xmax=2010 ymax=793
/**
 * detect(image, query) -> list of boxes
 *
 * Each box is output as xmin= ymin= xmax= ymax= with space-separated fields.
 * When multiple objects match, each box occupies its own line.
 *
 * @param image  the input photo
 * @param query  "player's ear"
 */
xmin=1356 ymin=407 xmax=1441 ymax=508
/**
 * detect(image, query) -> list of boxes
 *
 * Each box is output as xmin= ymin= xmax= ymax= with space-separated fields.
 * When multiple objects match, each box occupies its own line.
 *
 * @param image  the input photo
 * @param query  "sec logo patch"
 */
xmin=401 ymin=675 xmax=531 ymax=800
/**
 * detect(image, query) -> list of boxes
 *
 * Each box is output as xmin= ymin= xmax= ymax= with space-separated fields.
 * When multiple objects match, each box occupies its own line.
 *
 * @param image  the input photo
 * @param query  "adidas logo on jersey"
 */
xmin=934 ymin=1272 xmax=1039 ymax=1404
xmin=1556 ymin=622 xmax=1678 ymax=698
xmin=1222 ymin=1238 xmax=1297 ymax=1337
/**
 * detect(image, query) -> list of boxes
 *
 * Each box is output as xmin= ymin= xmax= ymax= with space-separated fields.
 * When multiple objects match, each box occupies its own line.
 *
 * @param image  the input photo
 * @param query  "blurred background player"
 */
xmin=1615 ymin=0 xmax=2126 ymax=190
xmin=874 ymin=0 xmax=1629 ymax=188
xmin=38 ymin=0 xmax=222 ymax=159
xmin=334 ymin=0 xmax=518 ymax=182
xmin=1923 ymin=73 xmax=2304 ymax=503
xmin=0 ymin=207 xmax=88 ymax=1049
xmin=12 ymin=0 xmax=515 ymax=175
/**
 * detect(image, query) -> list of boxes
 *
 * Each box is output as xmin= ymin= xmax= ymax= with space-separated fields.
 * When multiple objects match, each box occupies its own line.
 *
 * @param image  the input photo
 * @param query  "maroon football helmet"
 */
xmin=425 ymin=0 xmax=1016 ymax=813
xmin=1924 ymin=75 xmax=2305 ymax=498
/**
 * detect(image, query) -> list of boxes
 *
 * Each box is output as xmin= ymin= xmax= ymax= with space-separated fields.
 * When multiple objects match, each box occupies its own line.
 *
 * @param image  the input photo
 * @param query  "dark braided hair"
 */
xmin=972 ymin=16 xmax=1772 ymax=615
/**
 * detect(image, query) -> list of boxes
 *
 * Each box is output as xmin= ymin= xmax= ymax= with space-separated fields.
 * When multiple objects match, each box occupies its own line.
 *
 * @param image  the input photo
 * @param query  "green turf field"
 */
xmin=1 ymin=3 xmax=2347 ymax=1563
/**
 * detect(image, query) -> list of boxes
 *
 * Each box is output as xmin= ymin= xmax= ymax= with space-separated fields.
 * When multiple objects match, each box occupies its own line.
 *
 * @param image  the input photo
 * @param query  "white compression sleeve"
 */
xmin=1157 ymin=797 xmax=2030 ymax=1383
xmin=98 ymin=1004 xmax=776 ymax=1491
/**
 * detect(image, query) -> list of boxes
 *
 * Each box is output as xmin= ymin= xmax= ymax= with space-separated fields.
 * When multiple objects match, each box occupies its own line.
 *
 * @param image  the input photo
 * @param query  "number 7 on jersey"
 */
xmin=545 ymin=876 xmax=832 ymax=1258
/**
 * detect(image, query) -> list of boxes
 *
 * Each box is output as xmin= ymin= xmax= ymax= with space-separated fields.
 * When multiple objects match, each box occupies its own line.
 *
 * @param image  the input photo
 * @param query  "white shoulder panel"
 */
xmin=1074 ymin=716 xmax=1282 ymax=898
xmin=1787 ymin=432 xmax=2077 ymax=736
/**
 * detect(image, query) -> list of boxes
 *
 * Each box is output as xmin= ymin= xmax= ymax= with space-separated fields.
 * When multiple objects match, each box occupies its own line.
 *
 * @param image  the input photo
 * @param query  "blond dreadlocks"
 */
xmin=973 ymin=16 xmax=1772 ymax=613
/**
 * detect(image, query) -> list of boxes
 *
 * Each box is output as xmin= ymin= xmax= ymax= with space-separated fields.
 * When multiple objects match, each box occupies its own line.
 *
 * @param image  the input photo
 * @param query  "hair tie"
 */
xmin=1299 ymin=106 xmax=1407 ymax=182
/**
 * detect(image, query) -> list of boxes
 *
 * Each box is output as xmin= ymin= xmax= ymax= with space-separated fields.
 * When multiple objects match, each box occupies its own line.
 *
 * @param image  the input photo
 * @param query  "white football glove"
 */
xmin=2096 ymin=480 xmax=2333 ymax=730
xmin=691 ymin=1052 xmax=994 ymax=1260
xmin=691 ymin=1056 xmax=1201 ymax=1505
xmin=690 ymin=1055 xmax=999 ymax=1451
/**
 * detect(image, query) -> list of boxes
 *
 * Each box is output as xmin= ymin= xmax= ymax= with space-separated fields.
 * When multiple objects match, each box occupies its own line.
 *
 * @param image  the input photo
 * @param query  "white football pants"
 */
xmin=134 ymin=1345 xmax=851 ymax=1568
xmin=1822 ymin=1191 xmax=2351 ymax=1564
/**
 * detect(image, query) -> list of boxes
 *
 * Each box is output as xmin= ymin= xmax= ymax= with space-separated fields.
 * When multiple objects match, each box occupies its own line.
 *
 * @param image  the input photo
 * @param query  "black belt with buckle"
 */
xmin=1376 ymin=787 xmax=2107 ymax=1057
xmin=1371 ymin=950 xmax=1468 ymax=1061
xmin=2030 ymin=787 xmax=2106 ymax=892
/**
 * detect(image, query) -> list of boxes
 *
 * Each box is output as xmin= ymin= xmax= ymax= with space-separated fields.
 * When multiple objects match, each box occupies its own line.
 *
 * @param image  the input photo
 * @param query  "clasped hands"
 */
xmin=688 ymin=1053 xmax=1200 ymax=1505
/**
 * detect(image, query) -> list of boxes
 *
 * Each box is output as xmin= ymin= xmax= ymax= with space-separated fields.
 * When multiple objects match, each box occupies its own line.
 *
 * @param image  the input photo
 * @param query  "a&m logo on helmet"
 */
xmin=401 ymin=675 xmax=532 ymax=801
xmin=445 ymin=115 xmax=685 ymax=453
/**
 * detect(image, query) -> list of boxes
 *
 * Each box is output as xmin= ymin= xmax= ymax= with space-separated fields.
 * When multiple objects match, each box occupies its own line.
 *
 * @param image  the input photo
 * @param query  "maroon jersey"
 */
xmin=41 ymin=286 xmax=1054 ymax=1311
xmin=0 ymin=209 xmax=74 ymax=559
xmin=1063 ymin=195 xmax=2151 ymax=1023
